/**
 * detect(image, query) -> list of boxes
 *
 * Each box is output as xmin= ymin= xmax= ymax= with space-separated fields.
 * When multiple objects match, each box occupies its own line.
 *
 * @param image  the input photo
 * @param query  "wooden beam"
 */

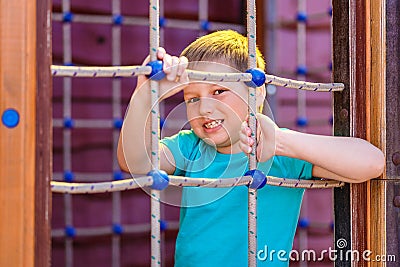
xmin=385 ymin=1 xmax=400 ymax=266
xmin=332 ymin=0 xmax=352 ymax=265
xmin=369 ymin=0 xmax=386 ymax=266
xmin=348 ymin=0 xmax=369 ymax=264
xmin=35 ymin=0 xmax=52 ymax=266
xmin=0 ymin=1 xmax=37 ymax=266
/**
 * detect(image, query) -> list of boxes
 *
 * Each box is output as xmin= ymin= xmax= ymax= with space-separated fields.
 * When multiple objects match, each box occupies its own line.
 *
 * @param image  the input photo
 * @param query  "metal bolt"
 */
xmin=340 ymin=109 xmax=348 ymax=120
xmin=392 ymin=152 xmax=400 ymax=166
xmin=393 ymin=196 xmax=400 ymax=207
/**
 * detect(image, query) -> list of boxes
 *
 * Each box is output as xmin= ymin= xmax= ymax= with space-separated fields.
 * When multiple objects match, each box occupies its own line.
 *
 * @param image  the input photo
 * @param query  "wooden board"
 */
xmin=0 ymin=1 xmax=37 ymax=266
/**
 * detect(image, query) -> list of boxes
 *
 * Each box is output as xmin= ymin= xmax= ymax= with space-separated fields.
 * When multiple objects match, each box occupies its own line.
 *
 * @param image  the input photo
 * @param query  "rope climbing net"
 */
xmin=50 ymin=0 xmax=344 ymax=266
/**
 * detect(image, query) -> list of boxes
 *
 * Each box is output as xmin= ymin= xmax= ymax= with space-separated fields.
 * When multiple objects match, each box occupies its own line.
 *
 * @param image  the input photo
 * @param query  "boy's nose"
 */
xmin=199 ymin=97 xmax=215 ymax=115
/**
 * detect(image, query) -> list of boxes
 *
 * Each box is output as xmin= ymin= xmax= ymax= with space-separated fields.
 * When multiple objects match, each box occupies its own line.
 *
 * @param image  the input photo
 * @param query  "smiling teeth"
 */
xmin=204 ymin=119 xmax=223 ymax=129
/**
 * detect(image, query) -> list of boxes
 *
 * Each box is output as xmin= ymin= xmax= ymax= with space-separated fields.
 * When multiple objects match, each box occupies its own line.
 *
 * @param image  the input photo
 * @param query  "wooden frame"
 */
xmin=35 ymin=0 xmax=52 ymax=266
xmin=0 ymin=0 xmax=52 ymax=266
xmin=333 ymin=0 xmax=388 ymax=266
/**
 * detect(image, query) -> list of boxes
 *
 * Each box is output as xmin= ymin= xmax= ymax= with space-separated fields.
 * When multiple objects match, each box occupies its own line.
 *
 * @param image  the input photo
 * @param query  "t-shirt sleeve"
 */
xmin=281 ymin=156 xmax=313 ymax=180
xmin=160 ymin=130 xmax=199 ymax=176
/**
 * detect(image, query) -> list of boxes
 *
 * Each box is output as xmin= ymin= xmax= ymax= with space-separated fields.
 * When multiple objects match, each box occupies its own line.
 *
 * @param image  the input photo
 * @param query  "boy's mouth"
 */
xmin=203 ymin=119 xmax=224 ymax=129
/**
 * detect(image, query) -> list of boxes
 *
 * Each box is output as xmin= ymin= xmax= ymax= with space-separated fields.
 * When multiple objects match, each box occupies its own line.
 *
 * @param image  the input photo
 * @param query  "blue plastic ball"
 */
xmin=160 ymin=219 xmax=168 ymax=231
xmin=113 ymin=118 xmax=123 ymax=129
xmin=146 ymin=60 xmax=166 ymax=81
xmin=159 ymin=17 xmax=166 ymax=28
xmin=296 ymin=65 xmax=308 ymax=76
xmin=296 ymin=12 xmax=307 ymax=22
xmin=296 ymin=117 xmax=308 ymax=127
xmin=63 ymin=117 xmax=75 ymax=129
xmin=2 ymin=109 xmax=20 ymax=128
xmin=113 ymin=170 xmax=123 ymax=181
xmin=298 ymin=218 xmax=310 ymax=228
xmin=160 ymin=118 xmax=166 ymax=129
xmin=245 ymin=169 xmax=267 ymax=189
xmin=112 ymin=223 xmax=124 ymax=234
xmin=328 ymin=7 xmax=333 ymax=17
xmin=64 ymin=170 xmax=75 ymax=182
xmin=245 ymin=68 xmax=266 ymax=88
xmin=63 ymin=12 xmax=74 ymax=22
xmin=329 ymin=116 xmax=333 ymax=125
xmin=328 ymin=62 xmax=333 ymax=71
xmin=200 ymin=20 xmax=210 ymax=31
xmin=113 ymin=14 xmax=124 ymax=25
xmin=148 ymin=169 xmax=169 ymax=190
xmin=65 ymin=226 xmax=76 ymax=237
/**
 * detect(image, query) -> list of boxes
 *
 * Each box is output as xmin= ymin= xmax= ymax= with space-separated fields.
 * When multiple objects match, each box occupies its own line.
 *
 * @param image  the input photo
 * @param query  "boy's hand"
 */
xmin=137 ymin=47 xmax=189 ymax=100
xmin=239 ymin=113 xmax=278 ymax=162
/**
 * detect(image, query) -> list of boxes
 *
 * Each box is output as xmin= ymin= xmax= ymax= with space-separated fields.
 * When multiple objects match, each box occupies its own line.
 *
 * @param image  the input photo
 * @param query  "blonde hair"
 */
xmin=181 ymin=30 xmax=265 ymax=72
xmin=181 ymin=30 xmax=266 ymax=112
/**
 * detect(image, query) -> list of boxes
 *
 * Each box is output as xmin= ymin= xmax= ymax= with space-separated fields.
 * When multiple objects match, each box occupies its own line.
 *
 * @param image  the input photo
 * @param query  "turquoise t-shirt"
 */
xmin=161 ymin=130 xmax=313 ymax=267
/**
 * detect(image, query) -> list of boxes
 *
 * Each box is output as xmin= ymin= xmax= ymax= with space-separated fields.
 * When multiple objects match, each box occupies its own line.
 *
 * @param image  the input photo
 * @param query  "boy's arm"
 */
xmin=275 ymin=128 xmax=385 ymax=183
xmin=240 ymin=113 xmax=385 ymax=183
xmin=117 ymin=48 xmax=188 ymax=175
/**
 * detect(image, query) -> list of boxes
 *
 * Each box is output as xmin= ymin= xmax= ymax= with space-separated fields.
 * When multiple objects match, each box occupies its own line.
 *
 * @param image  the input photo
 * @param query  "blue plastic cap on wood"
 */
xmin=2 ymin=109 xmax=19 ymax=128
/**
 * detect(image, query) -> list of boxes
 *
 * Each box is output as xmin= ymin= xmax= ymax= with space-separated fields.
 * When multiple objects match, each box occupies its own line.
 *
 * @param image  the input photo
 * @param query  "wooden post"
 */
xmin=0 ymin=0 xmax=51 ymax=266
xmin=385 ymin=1 xmax=400 ymax=266
xmin=333 ymin=0 xmax=388 ymax=266
xmin=35 ymin=0 xmax=52 ymax=266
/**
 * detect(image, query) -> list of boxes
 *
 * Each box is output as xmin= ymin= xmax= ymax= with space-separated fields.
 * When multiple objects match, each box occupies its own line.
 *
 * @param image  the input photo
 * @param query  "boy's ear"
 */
xmin=256 ymin=85 xmax=266 ymax=109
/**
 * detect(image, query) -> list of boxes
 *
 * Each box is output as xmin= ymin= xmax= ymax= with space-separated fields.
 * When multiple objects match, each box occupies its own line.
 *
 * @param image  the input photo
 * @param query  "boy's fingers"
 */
xmin=166 ymin=56 xmax=180 ymax=81
xmin=156 ymin=47 xmax=166 ymax=59
xmin=239 ymin=141 xmax=252 ymax=154
xmin=177 ymin=56 xmax=188 ymax=77
xmin=163 ymin=54 xmax=172 ymax=73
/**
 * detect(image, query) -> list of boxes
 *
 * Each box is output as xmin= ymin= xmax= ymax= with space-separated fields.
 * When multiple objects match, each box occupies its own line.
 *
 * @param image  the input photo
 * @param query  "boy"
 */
xmin=117 ymin=30 xmax=385 ymax=266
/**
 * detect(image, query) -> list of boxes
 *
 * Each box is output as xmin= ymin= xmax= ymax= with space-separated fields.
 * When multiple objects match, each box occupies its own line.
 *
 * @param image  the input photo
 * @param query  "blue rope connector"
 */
xmin=65 ymin=225 xmax=76 ymax=238
xmin=62 ymin=12 xmax=74 ymax=23
xmin=200 ymin=20 xmax=210 ymax=31
xmin=246 ymin=169 xmax=267 ymax=189
xmin=159 ymin=17 xmax=167 ymax=28
xmin=296 ymin=12 xmax=308 ymax=23
xmin=327 ymin=7 xmax=333 ymax=17
xmin=296 ymin=65 xmax=308 ymax=76
xmin=113 ymin=118 xmax=123 ymax=129
xmin=329 ymin=116 xmax=333 ymax=126
xmin=245 ymin=68 xmax=266 ymax=88
xmin=113 ymin=170 xmax=123 ymax=181
xmin=113 ymin=14 xmax=124 ymax=25
xmin=296 ymin=117 xmax=308 ymax=127
xmin=112 ymin=223 xmax=124 ymax=235
xmin=63 ymin=117 xmax=75 ymax=129
xmin=64 ymin=170 xmax=75 ymax=182
xmin=148 ymin=169 xmax=169 ymax=190
xmin=2 ymin=108 xmax=19 ymax=128
xmin=146 ymin=60 xmax=166 ymax=81
xmin=160 ymin=118 xmax=166 ymax=130
xmin=298 ymin=218 xmax=310 ymax=229
xmin=160 ymin=219 xmax=168 ymax=232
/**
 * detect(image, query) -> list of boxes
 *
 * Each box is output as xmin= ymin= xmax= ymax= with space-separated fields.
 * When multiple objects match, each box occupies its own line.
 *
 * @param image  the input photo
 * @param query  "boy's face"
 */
xmin=183 ymin=62 xmax=250 ymax=154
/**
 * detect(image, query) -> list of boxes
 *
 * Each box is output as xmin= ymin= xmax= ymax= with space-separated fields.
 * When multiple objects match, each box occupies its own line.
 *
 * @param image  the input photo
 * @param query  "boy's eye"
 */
xmin=186 ymin=97 xmax=200 ymax=104
xmin=214 ymin=89 xmax=227 ymax=95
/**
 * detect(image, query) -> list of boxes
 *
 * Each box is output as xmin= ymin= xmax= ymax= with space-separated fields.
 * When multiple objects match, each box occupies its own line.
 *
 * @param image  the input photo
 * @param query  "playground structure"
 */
xmin=1 ymin=0 xmax=399 ymax=267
